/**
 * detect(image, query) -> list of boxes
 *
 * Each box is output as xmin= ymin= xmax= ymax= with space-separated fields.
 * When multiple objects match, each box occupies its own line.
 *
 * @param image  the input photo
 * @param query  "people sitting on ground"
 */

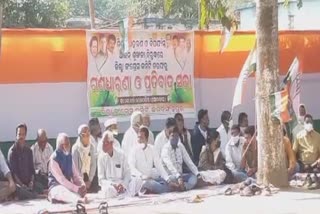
xmin=88 ymin=118 xmax=102 ymax=150
xmin=216 ymin=111 xmax=232 ymax=159
xmin=191 ymin=109 xmax=210 ymax=166
xmin=283 ymin=128 xmax=298 ymax=178
xmin=8 ymin=123 xmax=42 ymax=200
xmin=293 ymin=114 xmax=320 ymax=173
xmin=101 ymin=118 xmax=121 ymax=153
xmin=238 ymin=112 xmax=249 ymax=136
xmin=31 ymin=129 xmax=53 ymax=190
xmin=72 ymin=124 xmax=98 ymax=193
xmin=198 ymin=131 xmax=233 ymax=184
xmin=0 ymin=148 xmax=16 ymax=202
xmin=240 ymin=126 xmax=258 ymax=179
xmin=154 ymin=117 xmax=177 ymax=157
xmin=225 ymin=125 xmax=247 ymax=183
xmin=142 ymin=113 xmax=155 ymax=145
xmin=161 ymin=127 xmax=200 ymax=191
xmin=175 ymin=113 xmax=194 ymax=173
xmin=48 ymin=133 xmax=87 ymax=204
xmin=122 ymin=111 xmax=143 ymax=157
xmin=129 ymin=126 xmax=171 ymax=194
xmin=98 ymin=131 xmax=142 ymax=198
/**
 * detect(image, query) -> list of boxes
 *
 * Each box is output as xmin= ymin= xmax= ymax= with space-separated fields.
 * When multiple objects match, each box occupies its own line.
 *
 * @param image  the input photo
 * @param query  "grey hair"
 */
xmin=56 ymin=133 xmax=69 ymax=151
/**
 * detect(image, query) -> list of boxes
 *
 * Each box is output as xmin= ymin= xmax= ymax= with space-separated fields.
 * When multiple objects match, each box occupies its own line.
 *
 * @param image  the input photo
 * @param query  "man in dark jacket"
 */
xmin=191 ymin=109 xmax=210 ymax=165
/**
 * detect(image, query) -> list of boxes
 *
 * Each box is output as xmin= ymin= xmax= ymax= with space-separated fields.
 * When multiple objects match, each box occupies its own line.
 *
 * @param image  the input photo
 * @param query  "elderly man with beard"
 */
xmin=72 ymin=124 xmax=98 ymax=193
xmin=48 ymin=133 xmax=87 ymax=204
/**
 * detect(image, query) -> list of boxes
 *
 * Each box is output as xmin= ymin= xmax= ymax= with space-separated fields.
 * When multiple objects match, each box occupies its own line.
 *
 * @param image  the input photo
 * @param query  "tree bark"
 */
xmin=256 ymin=0 xmax=289 ymax=187
xmin=87 ymin=0 xmax=96 ymax=29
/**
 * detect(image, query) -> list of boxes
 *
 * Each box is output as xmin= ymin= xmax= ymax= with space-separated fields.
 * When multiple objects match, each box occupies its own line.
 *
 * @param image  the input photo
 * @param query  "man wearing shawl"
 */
xmin=48 ymin=133 xmax=87 ymax=204
xmin=72 ymin=124 xmax=98 ymax=192
xmin=122 ymin=111 xmax=143 ymax=157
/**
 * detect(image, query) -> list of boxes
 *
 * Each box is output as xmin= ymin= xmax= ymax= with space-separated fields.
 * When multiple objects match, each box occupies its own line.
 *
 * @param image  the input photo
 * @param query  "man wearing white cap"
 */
xmin=98 ymin=118 xmax=121 ymax=153
xmin=122 ymin=111 xmax=143 ymax=157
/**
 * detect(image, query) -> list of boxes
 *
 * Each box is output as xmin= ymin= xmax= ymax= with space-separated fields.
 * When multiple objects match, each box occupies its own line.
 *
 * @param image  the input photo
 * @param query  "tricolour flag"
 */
xmin=119 ymin=17 xmax=133 ymax=53
xmin=219 ymin=27 xmax=233 ymax=54
xmin=270 ymin=88 xmax=291 ymax=123
xmin=232 ymin=46 xmax=256 ymax=110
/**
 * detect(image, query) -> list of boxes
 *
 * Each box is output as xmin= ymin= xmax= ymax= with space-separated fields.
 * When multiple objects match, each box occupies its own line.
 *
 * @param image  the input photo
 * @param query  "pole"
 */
xmin=88 ymin=0 xmax=96 ymax=29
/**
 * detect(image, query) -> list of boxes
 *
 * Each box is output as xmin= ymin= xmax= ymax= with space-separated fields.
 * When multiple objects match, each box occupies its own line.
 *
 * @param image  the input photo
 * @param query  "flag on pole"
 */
xmin=119 ymin=17 xmax=133 ymax=53
xmin=270 ymin=88 xmax=291 ymax=123
xmin=232 ymin=46 xmax=257 ymax=110
xmin=219 ymin=27 xmax=233 ymax=54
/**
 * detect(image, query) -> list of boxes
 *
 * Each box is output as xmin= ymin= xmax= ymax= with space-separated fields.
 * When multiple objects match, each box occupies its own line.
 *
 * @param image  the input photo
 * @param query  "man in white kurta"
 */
xmin=122 ymin=111 xmax=143 ymax=157
xmin=129 ymin=126 xmax=171 ymax=194
xmin=154 ymin=118 xmax=177 ymax=157
xmin=142 ymin=113 xmax=155 ymax=145
xmin=98 ymin=131 xmax=142 ymax=198
xmin=96 ymin=118 xmax=121 ymax=154
xmin=161 ymin=128 xmax=199 ymax=191
xmin=216 ymin=111 xmax=231 ymax=158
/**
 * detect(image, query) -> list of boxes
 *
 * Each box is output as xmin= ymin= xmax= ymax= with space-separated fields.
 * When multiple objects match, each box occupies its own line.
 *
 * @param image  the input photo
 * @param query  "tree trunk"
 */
xmin=0 ymin=3 xmax=3 ymax=57
xmin=256 ymin=0 xmax=289 ymax=187
xmin=87 ymin=0 xmax=96 ymax=29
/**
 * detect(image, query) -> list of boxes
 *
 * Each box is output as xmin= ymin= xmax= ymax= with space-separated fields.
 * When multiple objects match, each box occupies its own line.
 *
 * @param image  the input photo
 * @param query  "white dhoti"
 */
xmin=48 ymin=185 xmax=81 ymax=204
xmin=199 ymin=170 xmax=226 ymax=185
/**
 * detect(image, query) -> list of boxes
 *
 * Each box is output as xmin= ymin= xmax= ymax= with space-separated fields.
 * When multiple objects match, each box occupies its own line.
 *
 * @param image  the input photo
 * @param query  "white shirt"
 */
xmin=217 ymin=124 xmax=231 ymax=158
xmin=225 ymin=136 xmax=246 ymax=170
xmin=198 ymin=125 xmax=207 ymax=139
xmin=161 ymin=142 xmax=199 ymax=179
xmin=148 ymin=130 xmax=155 ymax=145
xmin=0 ymin=149 xmax=10 ymax=176
xmin=129 ymin=144 xmax=169 ymax=181
xmin=122 ymin=127 xmax=138 ymax=157
xmin=31 ymin=142 xmax=54 ymax=174
xmin=97 ymin=148 xmax=131 ymax=188
xmin=154 ymin=130 xmax=169 ymax=157
xmin=90 ymin=135 xmax=101 ymax=151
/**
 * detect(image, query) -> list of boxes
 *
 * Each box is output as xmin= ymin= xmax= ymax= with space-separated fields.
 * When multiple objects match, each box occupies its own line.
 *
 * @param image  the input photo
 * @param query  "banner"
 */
xmin=86 ymin=30 xmax=195 ymax=120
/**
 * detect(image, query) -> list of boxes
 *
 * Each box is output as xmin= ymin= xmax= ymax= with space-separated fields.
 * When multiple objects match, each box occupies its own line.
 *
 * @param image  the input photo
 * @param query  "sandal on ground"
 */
xmin=75 ymin=203 xmax=87 ymax=214
xmin=99 ymin=202 xmax=109 ymax=214
xmin=240 ymin=186 xmax=253 ymax=197
xmin=224 ymin=188 xmax=233 ymax=196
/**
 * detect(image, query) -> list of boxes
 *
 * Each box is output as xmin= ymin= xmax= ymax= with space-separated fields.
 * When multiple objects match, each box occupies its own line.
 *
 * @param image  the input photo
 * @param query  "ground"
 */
xmin=0 ymin=186 xmax=319 ymax=214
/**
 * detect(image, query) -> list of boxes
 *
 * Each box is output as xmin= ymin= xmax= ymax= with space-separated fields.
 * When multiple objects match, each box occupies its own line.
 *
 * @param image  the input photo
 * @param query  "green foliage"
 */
xmin=3 ymin=0 xmax=69 ymax=28
xmin=284 ymin=0 xmax=303 ymax=9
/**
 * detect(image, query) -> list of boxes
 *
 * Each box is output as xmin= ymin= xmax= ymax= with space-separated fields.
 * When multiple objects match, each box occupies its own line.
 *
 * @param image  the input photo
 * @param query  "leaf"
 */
xmin=164 ymin=0 xmax=174 ymax=16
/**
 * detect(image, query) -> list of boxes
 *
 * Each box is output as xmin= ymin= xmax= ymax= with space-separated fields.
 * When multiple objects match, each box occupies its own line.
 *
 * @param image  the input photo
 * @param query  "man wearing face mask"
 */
xmin=129 ymin=126 xmax=171 ymax=194
xmin=293 ymin=114 xmax=320 ymax=173
xmin=161 ymin=127 xmax=199 ymax=191
xmin=216 ymin=111 xmax=232 ymax=159
xmin=48 ymin=133 xmax=87 ymax=204
xmin=96 ymin=118 xmax=121 ymax=153
xmin=122 ymin=111 xmax=143 ymax=157
xmin=225 ymin=125 xmax=247 ymax=183
xmin=72 ymin=124 xmax=98 ymax=193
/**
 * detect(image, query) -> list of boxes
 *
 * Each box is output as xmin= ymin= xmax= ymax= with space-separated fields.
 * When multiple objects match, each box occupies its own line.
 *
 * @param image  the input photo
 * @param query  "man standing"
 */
xmin=216 ymin=111 xmax=232 ymax=158
xmin=293 ymin=114 xmax=320 ymax=173
xmin=48 ymin=133 xmax=87 ymax=204
xmin=72 ymin=125 xmax=98 ymax=193
xmin=0 ymin=149 xmax=16 ymax=201
xmin=8 ymin=123 xmax=40 ymax=199
xmin=122 ymin=111 xmax=143 ymax=157
xmin=240 ymin=126 xmax=258 ymax=178
xmin=129 ymin=127 xmax=170 ymax=194
xmin=225 ymin=125 xmax=247 ymax=182
xmin=142 ymin=113 xmax=155 ymax=145
xmin=238 ymin=112 xmax=249 ymax=135
xmin=191 ymin=109 xmax=210 ymax=166
xmin=154 ymin=118 xmax=177 ymax=157
xmin=31 ymin=129 xmax=53 ymax=189
xmin=161 ymin=127 xmax=199 ymax=191
xmin=98 ymin=131 xmax=141 ymax=198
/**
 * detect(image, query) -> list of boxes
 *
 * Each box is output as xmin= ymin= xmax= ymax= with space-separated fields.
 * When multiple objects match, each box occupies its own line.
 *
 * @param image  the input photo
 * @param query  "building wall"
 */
xmin=1 ymin=30 xmax=320 ymax=141
xmin=239 ymin=0 xmax=320 ymax=30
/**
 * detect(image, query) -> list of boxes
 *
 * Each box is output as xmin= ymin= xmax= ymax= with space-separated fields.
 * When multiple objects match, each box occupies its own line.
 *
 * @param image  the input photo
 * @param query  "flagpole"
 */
xmin=88 ymin=0 xmax=96 ymax=29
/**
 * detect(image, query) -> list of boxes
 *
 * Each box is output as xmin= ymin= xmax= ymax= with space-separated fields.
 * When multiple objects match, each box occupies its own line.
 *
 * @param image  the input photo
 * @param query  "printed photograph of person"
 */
xmin=107 ymin=34 xmax=116 ymax=57
xmin=99 ymin=34 xmax=108 ymax=57
xmin=175 ymin=35 xmax=188 ymax=70
xmin=186 ymin=38 xmax=192 ymax=53
xmin=90 ymin=36 xmax=99 ymax=58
